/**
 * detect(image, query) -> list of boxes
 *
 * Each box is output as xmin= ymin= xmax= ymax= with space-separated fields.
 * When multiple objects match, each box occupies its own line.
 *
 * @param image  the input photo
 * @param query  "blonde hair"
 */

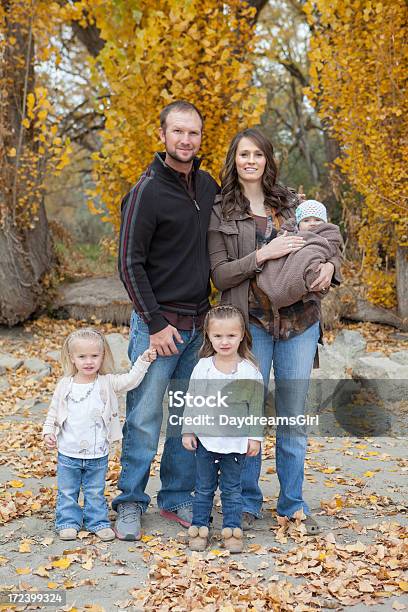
xmin=60 ymin=328 xmax=114 ymax=376
xmin=199 ymin=305 xmax=258 ymax=367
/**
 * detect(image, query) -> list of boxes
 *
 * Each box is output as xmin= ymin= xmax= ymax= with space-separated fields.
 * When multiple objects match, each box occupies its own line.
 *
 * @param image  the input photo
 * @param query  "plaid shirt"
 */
xmin=248 ymin=212 xmax=321 ymax=341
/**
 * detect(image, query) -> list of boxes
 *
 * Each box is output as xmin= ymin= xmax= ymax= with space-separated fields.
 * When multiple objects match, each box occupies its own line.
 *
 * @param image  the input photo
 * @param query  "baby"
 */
xmin=295 ymin=199 xmax=329 ymax=231
xmin=257 ymin=200 xmax=342 ymax=336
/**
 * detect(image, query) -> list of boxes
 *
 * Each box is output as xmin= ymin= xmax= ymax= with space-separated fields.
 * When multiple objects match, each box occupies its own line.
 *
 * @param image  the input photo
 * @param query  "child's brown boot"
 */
xmin=188 ymin=525 xmax=209 ymax=551
xmin=221 ymin=527 xmax=243 ymax=553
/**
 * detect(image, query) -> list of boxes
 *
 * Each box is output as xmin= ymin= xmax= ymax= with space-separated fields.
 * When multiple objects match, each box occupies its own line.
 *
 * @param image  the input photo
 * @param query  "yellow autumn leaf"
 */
xmin=140 ymin=535 xmax=154 ymax=542
xmin=16 ymin=567 xmax=31 ymax=575
xmin=22 ymin=118 xmax=31 ymax=129
xmin=398 ymin=581 xmax=408 ymax=592
xmin=8 ymin=480 xmax=24 ymax=488
xmin=7 ymin=148 xmax=17 ymax=158
xmin=47 ymin=582 xmax=59 ymax=589
xmin=19 ymin=540 xmax=32 ymax=553
xmin=52 ymin=557 xmax=72 ymax=569
xmin=364 ymin=471 xmax=375 ymax=478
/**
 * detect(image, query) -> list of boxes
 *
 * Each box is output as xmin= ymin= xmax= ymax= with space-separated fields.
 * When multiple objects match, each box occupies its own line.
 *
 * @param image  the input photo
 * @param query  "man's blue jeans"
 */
xmin=192 ymin=441 xmax=244 ymax=529
xmin=56 ymin=452 xmax=110 ymax=532
xmin=112 ymin=312 xmax=202 ymax=513
xmin=247 ymin=321 xmax=320 ymax=518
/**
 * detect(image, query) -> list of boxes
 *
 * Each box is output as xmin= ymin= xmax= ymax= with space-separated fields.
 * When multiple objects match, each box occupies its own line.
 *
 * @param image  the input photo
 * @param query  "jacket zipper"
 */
xmin=174 ymin=174 xmax=207 ymax=295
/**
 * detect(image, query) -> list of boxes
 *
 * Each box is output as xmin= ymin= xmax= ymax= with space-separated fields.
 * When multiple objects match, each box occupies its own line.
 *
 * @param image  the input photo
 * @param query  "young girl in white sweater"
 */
xmin=182 ymin=305 xmax=263 ymax=553
xmin=43 ymin=328 xmax=156 ymax=541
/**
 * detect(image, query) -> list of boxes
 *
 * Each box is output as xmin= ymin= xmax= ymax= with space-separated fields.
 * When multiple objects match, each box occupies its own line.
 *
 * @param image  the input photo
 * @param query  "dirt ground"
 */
xmin=0 ymin=319 xmax=407 ymax=611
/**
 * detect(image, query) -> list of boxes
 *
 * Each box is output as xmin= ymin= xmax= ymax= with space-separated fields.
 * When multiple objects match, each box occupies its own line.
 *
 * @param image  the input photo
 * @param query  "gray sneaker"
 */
xmin=114 ymin=502 xmax=142 ymax=540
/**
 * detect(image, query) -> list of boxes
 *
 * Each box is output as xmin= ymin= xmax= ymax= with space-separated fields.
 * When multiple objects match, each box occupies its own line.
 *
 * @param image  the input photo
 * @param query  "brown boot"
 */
xmin=188 ymin=525 xmax=209 ymax=551
xmin=221 ymin=527 xmax=243 ymax=553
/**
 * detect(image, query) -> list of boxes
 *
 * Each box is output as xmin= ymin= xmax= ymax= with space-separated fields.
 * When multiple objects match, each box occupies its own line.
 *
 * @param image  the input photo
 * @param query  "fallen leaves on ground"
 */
xmin=0 ymin=317 xmax=406 ymax=610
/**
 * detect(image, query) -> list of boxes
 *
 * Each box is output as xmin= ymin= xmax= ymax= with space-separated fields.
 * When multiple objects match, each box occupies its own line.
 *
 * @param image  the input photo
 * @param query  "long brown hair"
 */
xmin=199 ymin=305 xmax=258 ymax=367
xmin=220 ymin=127 xmax=295 ymax=219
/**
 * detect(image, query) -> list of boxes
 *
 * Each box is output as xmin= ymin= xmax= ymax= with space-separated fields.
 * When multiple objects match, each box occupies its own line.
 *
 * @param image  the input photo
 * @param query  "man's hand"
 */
xmin=150 ymin=325 xmax=183 ymax=357
xmin=44 ymin=433 xmax=56 ymax=449
xmin=310 ymin=261 xmax=335 ymax=292
xmin=246 ymin=439 xmax=261 ymax=457
xmin=182 ymin=433 xmax=197 ymax=451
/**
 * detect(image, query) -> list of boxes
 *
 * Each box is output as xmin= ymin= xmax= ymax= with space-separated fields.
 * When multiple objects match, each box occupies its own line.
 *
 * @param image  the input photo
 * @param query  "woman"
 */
xmin=208 ymin=128 xmax=341 ymax=534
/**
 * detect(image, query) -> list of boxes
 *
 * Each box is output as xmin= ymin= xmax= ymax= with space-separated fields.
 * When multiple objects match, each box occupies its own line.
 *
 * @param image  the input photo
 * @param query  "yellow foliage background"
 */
xmin=66 ymin=0 xmax=265 ymax=231
xmin=305 ymin=0 xmax=408 ymax=307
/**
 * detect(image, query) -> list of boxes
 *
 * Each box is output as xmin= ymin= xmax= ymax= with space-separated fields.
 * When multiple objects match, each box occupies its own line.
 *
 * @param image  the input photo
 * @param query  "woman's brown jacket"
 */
xmin=208 ymin=199 xmax=342 ymax=330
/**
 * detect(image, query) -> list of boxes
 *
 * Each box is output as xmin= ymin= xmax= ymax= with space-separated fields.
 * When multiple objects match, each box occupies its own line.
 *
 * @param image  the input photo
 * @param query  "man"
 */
xmin=113 ymin=101 xmax=219 ymax=540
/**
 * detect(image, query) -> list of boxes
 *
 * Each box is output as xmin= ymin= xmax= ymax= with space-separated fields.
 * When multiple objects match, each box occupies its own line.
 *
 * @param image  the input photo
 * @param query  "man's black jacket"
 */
xmin=118 ymin=152 xmax=219 ymax=334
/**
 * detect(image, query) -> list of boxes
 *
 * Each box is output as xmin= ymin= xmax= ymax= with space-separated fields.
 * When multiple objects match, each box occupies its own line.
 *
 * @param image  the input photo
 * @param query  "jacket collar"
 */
xmin=153 ymin=152 xmax=202 ymax=176
xmin=214 ymin=196 xmax=252 ymax=222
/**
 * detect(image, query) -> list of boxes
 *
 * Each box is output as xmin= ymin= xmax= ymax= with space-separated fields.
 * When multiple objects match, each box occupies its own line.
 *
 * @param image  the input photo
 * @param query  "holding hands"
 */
xmin=141 ymin=347 xmax=158 ymax=362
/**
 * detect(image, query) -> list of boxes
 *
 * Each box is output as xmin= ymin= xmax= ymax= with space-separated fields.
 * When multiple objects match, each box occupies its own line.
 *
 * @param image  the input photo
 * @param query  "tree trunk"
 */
xmin=322 ymin=285 xmax=408 ymax=332
xmin=396 ymin=245 xmax=408 ymax=321
xmin=0 ymin=1 xmax=54 ymax=325
xmin=0 ymin=206 xmax=53 ymax=325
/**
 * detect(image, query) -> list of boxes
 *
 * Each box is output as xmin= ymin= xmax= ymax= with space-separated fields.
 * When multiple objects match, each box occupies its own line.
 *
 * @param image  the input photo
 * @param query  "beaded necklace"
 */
xmin=68 ymin=376 xmax=98 ymax=403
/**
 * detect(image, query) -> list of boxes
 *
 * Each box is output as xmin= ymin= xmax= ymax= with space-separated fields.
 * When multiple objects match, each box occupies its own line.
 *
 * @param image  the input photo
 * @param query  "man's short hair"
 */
xmin=160 ymin=101 xmax=204 ymax=130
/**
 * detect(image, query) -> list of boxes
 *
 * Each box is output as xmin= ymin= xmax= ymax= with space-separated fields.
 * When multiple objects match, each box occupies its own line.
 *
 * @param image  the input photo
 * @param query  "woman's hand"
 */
xmin=310 ymin=262 xmax=335 ymax=292
xmin=256 ymin=231 xmax=305 ymax=265
xmin=182 ymin=433 xmax=197 ymax=451
xmin=44 ymin=433 xmax=56 ymax=449
xmin=246 ymin=439 xmax=261 ymax=457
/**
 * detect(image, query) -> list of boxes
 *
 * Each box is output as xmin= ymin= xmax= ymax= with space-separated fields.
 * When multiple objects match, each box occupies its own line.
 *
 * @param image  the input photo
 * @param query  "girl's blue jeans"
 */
xmin=56 ymin=452 xmax=110 ymax=532
xmin=192 ymin=441 xmax=244 ymax=529
xmin=247 ymin=321 xmax=320 ymax=518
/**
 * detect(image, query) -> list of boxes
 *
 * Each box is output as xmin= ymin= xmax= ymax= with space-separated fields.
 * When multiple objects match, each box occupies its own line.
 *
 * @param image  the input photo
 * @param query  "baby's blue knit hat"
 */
xmin=295 ymin=199 xmax=327 ymax=225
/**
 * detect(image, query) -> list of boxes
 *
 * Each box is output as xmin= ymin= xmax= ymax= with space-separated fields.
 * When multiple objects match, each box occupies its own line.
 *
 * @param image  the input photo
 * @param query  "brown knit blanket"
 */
xmin=257 ymin=222 xmax=342 ymax=336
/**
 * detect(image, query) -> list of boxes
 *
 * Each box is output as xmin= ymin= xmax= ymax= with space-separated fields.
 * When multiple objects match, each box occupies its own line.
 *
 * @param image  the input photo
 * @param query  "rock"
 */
xmin=332 ymin=330 xmax=367 ymax=362
xmin=46 ymin=350 xmax=61 ymax=362
xmin=26 ymin=370 xmax=51 ymax=382
xmin=24 ymin=357 xmax=50 ymax=373
xmin=0 ymin=376 xmax=9 ymax=391
xmin=0 ymin=353 xmax=23 ymax=370
xmin=0 ymin=365 xmax=5 ymax=376
xmin=106 ymin=333 xmax=130 ymax=373
xmin=389 ymin=350 xmax=408 ymax=366
xmin=353 ymin=355 xmax=408 ymax=380
xmin=52 ymin=275 xmax=132 ymax=325
xmin=352 ymin=355 xmax=408 ymax=401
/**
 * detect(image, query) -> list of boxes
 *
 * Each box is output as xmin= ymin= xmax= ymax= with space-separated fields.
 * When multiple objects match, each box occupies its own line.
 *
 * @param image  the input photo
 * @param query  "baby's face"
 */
xmin=299 ymin=216 xmax=324 ymax=231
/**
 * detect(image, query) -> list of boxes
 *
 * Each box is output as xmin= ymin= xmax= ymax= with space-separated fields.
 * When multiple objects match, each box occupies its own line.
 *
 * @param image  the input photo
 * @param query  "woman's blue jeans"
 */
xmin=193 ymin=441 xmax=244 ymax=529
xmin=56 ymin=452 xmax=110 ymax=532
xmin=248 ymin=321 xmax=320 ymax=518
